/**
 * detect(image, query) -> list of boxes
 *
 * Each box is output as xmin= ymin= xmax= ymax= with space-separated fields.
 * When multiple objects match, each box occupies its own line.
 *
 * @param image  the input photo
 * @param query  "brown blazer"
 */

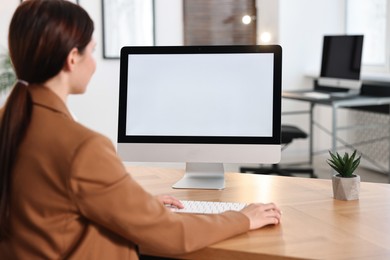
xmin=0 ymin=86 xmax=249 ymax=259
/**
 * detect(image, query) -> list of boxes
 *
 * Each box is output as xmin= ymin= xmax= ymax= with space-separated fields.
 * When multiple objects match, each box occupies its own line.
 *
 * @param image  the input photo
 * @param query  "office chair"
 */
xmin=240 ymin=125 xmax=317 ymax=178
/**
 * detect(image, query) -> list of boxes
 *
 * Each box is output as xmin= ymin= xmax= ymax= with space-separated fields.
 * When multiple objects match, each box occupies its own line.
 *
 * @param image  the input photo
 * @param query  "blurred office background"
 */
xmin=0 ymin=0 xmax=389 ymax=182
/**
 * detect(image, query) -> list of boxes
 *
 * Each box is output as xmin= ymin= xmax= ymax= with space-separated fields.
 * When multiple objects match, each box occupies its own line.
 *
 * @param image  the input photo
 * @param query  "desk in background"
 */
xmin=129 ymin=166 xmax=390 ymax=259
xmin=282 ymin=88 xmax=390 ymax=183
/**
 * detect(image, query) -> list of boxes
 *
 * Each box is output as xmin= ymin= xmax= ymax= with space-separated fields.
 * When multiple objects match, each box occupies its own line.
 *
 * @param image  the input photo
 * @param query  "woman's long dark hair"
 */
xmin=0 ymin=0 xmax=94 ymax=240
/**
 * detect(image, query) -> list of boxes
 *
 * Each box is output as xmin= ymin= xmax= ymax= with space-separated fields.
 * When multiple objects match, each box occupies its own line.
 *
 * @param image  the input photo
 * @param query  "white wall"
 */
xmin=279 ymin=0 xmax=346 ymax=161
xmin=0 ymin=1 xmax=18 ymax=52
xmin=280 ymin=0 xmax=345 ymax=91
xmin=256 ymin=0 xmax=279 ymax=44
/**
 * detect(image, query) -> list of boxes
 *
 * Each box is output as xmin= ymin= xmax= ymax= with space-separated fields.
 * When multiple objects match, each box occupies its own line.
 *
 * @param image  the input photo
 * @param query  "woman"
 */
xmin=0 ymin=1 xmax=281 ymax=259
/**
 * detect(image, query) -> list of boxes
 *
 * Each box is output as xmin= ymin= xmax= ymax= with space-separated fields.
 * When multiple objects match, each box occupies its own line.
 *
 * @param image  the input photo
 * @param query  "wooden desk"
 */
xmin=128 ymin=166 xmax=390 ymax=259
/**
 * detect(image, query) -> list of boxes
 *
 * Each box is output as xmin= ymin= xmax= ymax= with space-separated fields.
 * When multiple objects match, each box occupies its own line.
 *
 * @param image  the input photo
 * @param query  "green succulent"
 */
xmin=327 ymin=150 xmax=361 ymax=178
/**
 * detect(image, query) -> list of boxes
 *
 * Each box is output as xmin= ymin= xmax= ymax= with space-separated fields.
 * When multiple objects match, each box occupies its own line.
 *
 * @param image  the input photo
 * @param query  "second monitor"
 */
xmin=318 ymin=34 xmax=364 ymax=92
xmin=117 ymin=45 xmax=282 ymax=189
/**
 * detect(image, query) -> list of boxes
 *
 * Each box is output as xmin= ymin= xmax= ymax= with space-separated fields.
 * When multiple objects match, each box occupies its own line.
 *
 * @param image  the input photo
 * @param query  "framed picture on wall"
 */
xmin=102 ymin=0 xmax=155 ymax=59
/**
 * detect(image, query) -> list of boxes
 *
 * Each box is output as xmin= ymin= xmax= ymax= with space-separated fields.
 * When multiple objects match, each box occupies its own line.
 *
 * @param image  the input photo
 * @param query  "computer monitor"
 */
xmin=117 ymin=45 xmax=282 ymax=189
xmin=318 ymin=35 xmax=364 ymax=92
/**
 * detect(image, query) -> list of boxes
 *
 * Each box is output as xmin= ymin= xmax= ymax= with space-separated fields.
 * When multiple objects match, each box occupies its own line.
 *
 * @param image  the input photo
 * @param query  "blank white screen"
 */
xmin=126 ymin=53 xmax=274 ymax=137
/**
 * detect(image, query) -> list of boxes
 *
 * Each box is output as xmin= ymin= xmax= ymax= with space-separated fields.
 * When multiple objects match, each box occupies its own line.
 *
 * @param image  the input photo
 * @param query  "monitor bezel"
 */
xmin=118 ymin=45 xmax=282 ymax=145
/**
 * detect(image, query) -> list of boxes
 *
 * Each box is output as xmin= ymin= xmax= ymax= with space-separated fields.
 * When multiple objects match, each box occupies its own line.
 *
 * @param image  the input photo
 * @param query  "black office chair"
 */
xmin=240 ymin=125 xmax=317 ymax=178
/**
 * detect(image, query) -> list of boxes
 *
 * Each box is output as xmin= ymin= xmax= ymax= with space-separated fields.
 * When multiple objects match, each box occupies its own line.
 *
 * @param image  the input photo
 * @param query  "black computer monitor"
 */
xmin=318 ymin=35 xmax=364 ymax=92
xmin=117 ymin=45 xmax=282 ymax=189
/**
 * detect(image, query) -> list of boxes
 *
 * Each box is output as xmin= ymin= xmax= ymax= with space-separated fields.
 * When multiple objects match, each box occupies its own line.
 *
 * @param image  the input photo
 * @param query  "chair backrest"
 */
xmin=281 ymin=125 xmax=307 ymax=144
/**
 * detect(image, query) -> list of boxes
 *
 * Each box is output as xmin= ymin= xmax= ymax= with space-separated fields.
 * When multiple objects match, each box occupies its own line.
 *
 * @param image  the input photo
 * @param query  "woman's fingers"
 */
xmin=157 ymin=195 xmax=184 ymax=209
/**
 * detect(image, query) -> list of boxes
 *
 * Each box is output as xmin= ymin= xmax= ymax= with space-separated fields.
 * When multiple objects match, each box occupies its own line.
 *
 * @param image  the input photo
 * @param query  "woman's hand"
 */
xmin=240 ymin=203 xmax=282 ymax=230
xmin=156 ymin=194 xmax=184 ymax=209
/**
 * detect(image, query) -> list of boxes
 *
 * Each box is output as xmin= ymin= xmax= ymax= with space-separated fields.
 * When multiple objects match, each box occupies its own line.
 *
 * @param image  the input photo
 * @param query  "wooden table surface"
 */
xmin=128 ymin=166 xmax=390 ymax=260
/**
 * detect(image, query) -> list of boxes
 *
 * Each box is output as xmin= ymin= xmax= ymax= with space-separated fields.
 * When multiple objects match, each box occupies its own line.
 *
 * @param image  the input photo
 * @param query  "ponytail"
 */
xmin=0 ymin=81 xmax=33 ymax=240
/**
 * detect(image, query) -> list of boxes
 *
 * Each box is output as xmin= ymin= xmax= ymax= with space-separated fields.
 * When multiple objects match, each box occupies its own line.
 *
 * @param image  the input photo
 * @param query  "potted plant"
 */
xmin=0 ymin=52 xmax=16 ymax=105
xmin=327 ymin=149 xmax=361 ymax=201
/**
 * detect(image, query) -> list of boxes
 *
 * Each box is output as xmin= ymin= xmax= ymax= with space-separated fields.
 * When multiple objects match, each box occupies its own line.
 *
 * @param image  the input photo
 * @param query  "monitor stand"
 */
xmin=172 ymin=162 xmax=225 ymax=190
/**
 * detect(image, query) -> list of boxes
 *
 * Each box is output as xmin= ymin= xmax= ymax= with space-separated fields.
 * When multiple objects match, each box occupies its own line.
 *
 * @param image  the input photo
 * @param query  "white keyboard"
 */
xmin=167 ymin=200 xmax=247 ymax=214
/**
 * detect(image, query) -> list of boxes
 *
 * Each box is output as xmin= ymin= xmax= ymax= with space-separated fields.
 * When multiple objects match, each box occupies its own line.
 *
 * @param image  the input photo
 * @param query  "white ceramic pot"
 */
xmin=332 ymin=174 xmax=360 ymax=201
